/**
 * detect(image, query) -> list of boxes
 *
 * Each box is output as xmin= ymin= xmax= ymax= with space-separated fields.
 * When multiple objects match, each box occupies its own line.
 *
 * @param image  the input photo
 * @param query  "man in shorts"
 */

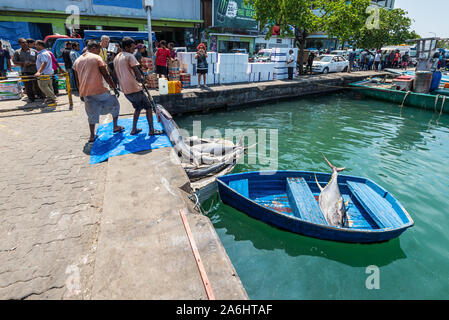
xmin=155 ymin=40 xmax=171 ymax=78
xmin=73 ymin=41 xmax=124 ymax=143
xmin=113 ymin=37 xmax=163 ymax=136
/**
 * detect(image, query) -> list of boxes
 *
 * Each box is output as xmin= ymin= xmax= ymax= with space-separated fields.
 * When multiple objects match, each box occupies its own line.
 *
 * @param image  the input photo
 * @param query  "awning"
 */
xmin=84 ymin=30 xmax=156 ymax=42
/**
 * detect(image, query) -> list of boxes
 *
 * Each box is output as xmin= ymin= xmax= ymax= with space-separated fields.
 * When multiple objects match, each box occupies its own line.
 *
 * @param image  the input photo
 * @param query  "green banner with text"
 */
xmin=214 ymin=0 xmax=258 ymax=30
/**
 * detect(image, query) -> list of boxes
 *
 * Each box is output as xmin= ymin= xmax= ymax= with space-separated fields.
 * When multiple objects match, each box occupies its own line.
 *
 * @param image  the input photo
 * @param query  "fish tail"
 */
xmin=322 ymin=153 xmax=345 ymax=172
xmin=314 ymin=173 xmax=324 ymax=192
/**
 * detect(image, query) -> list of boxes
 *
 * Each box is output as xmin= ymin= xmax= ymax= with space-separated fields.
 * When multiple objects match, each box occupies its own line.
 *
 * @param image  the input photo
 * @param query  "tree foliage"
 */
xmin=355 ymin=8 xmax=419 ymax=49
xmin=316 ymin=0 xmax=371 ymax=48
xmin=246 ymin=0 xmax=419 ymax=72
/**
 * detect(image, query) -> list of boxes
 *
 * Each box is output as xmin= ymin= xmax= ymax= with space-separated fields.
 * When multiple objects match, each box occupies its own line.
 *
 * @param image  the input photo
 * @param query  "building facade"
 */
xmin=0 ymin=0 xmax=202 ymax=49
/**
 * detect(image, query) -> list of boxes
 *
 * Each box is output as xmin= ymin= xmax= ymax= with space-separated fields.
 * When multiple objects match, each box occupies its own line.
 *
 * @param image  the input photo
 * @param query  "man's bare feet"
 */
xmin=149 ymin=129 xmax=164 ymax=136
xmin=88 ymin=135 xmax=98 ymax=143
xmin=130 ymin=128 xmax=143 ymax=136
xmin=113 ymin=126 xmax=125 ymax=133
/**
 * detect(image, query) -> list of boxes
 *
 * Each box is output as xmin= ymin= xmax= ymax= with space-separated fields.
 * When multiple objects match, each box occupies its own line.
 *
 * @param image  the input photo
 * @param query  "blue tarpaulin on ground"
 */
xmin=0 ymin=22 xmax=42 ymax=50
xmin=90 ymin=115 xmax=172 ymax=164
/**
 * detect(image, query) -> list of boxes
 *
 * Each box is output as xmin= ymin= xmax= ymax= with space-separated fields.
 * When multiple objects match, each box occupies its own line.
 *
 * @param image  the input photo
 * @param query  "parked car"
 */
xmin=174 ymin=47 xmax=187 ymax=53
xmin=255 ymin=49 xmax=272 ymax=62
xmin=231 ymin=48 xmax=248 ymax=54
xmin=330 ymin=50 xmax=348 ymax=59
xmin=312 ymin=54 xmax=349 ymax=74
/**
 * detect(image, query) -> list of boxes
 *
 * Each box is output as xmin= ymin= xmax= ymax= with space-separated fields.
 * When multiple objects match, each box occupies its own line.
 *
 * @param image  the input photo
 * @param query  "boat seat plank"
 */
xmin=229 ymin=179 xmax=249 ymax=198
xmin=286 ymin=178 xmax=328 ymax=225
xmin=347 ymin=181 xmax=402 ymax=229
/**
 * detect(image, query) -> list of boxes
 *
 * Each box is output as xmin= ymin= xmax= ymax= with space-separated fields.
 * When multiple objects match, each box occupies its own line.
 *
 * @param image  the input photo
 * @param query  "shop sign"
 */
xmin=213 ymin=0 xmax=258 ymax=30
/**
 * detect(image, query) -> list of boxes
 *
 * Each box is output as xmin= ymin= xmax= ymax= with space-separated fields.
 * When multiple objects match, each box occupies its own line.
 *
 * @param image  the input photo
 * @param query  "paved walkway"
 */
xmin=0 ymin=94 xmax=111 ymax=299
xmin=0 ymin=92 xmax=247 ymax=299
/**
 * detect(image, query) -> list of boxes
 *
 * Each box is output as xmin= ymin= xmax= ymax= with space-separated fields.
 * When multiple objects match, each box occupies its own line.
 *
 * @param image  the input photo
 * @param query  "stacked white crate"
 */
xmin=206 ymin=52 xmax=218 ymax=85
xmin=178 ymin=52 xmax=219 ymax=86
xmin=178 ymin=52 xmax=197 ymax=86
xmin=217 ymin=53 xmax=249 ymax=84
xmin=271 ymin=48 xmax=298 ymax=80
xmin=216 ymin=53 xmax=234 ymax=84
xmin=247 ymin=63 xmax=275 ymax=82
xmin=234 ymin=54 xmax=249 ymax=83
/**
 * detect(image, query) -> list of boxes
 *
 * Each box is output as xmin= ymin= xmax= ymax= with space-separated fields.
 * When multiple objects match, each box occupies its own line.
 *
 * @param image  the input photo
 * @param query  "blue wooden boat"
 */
xmin=217 ymin=171 xmax=414 ymax=243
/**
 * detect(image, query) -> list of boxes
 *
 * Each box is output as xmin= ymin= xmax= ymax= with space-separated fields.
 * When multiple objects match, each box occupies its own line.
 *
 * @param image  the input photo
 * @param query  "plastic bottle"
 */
xmin=158 ymin=78 xmax=168 ymax=95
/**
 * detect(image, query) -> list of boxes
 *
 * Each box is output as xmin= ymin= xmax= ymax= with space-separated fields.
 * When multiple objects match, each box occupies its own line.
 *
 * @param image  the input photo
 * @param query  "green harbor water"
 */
xmin=176 ymin=92 xmax=449 ymax=300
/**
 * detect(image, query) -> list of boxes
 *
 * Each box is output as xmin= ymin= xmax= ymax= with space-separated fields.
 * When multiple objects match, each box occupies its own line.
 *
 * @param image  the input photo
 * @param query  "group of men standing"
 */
xmin=12 ymin=38 xmax=62 ymax=105
xmin=72 ymin=37 xmax=163 ymax=143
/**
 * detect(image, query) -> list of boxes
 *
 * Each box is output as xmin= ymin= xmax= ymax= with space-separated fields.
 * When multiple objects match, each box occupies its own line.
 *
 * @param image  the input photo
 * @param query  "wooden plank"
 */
xmin=347 ymin=181 xmax=403 ymax=229
xmin=286 ymin=177 xmax=328 ymax=225
xmin=229 ymin=179 xmax=249 ymax=198
xmin=179 ymin=209 xmax=216 ymax=300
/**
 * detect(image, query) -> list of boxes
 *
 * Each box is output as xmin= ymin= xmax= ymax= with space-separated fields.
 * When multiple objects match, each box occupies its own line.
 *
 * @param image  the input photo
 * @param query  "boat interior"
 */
xmin=222 ymin=172 xmax=412 ymax=231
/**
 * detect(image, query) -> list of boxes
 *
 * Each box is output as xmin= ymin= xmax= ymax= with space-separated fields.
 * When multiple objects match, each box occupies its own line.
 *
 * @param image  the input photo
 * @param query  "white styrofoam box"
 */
xmin=273 ymin=47 xmax=299 ymax=62
xmin=181 ymin=63 xmax=197 ymax=76
xmin=207 ymin=63 xmax=216 ymax=75
xmin=207 ymin=52 xmax=218 ymax=64
xmin=271 ymin=53 xmax=287 ymax=62
xmin=218 ymin=53 xmax=235 ymax=65
xmin=180 ymin=52 xmax=196 ymax=64
xmin=206 ymin=74 xmax=215 ymax=85
xmin=260 ymin=72 xmax=273 ymax=82
xmin=217 ymin=73 xmax=234 ymax=84
xmin=232 ymin=72 xmax=247 ymax=83
xmin=190 ymin=76 xmax=199 ymax=87
xmin=274 ymin=62 xmax=287 ymax=68
xmin=216 ymin=63 xmax=234 ymax=75
xmin=273 ymin=73 xmax=288 ymax=80
xmin=234 ymin=53 xmax=249 ymax=64
xmin=248 ymin=63 xmax=275 ymax=74
xmin=274 ymin=67 xmax=288 ymax=74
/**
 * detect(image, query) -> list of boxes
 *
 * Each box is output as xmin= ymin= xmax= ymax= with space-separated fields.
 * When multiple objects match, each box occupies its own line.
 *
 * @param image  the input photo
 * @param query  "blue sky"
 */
xmin=394 ymin=0 xmax=449 ymax=38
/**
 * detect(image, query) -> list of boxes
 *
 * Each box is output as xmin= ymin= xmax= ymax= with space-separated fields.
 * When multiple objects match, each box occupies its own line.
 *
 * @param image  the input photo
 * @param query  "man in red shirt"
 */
xmin=155 ymin=40 xmax=171 ymax=78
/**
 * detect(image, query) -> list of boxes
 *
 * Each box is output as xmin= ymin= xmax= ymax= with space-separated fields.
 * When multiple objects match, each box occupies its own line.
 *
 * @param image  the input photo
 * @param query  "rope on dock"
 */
xmin=400 ymin=91 xmax=411 ymax=108
xmin=179 ymin=209 xmax=216 ymax=300
xmin=433 ymin=94 xmax=440 ymax=112
xmin=440 ymin=96 xmax=446 ymax=116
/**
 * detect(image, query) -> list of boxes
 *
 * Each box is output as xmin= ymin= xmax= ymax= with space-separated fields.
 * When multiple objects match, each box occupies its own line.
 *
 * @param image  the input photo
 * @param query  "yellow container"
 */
xmin=168 ymin=81 xmax=176 ymax=94
xmin=175 ymin=81 xmax=182 ymax=94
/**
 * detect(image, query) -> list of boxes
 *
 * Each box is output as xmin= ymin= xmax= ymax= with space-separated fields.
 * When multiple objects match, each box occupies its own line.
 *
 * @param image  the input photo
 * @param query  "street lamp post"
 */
xmin=145 ymin=0 xmax=154 ymax=57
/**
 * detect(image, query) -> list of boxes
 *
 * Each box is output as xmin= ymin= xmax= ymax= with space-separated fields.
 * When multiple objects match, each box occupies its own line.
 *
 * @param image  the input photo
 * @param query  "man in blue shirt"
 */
xmin=35 ymin=40 xmax=57 ymax=105
xmin=0 ymin=41 xmax=12 ymax=78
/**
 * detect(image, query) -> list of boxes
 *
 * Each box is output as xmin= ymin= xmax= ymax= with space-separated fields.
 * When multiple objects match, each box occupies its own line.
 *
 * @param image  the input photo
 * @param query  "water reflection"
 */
xmin=208 ymin=203 xmax=407 ymax=268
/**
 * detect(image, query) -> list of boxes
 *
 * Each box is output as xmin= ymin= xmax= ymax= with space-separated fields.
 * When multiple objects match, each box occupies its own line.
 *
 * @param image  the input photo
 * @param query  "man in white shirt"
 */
xmin=374 ymin=50 xmax=382 ymax=71
xmin=287 ymin=50 xmax=296 ymax=80
xmin=34 ymin=40 xmax=57 ymax=105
